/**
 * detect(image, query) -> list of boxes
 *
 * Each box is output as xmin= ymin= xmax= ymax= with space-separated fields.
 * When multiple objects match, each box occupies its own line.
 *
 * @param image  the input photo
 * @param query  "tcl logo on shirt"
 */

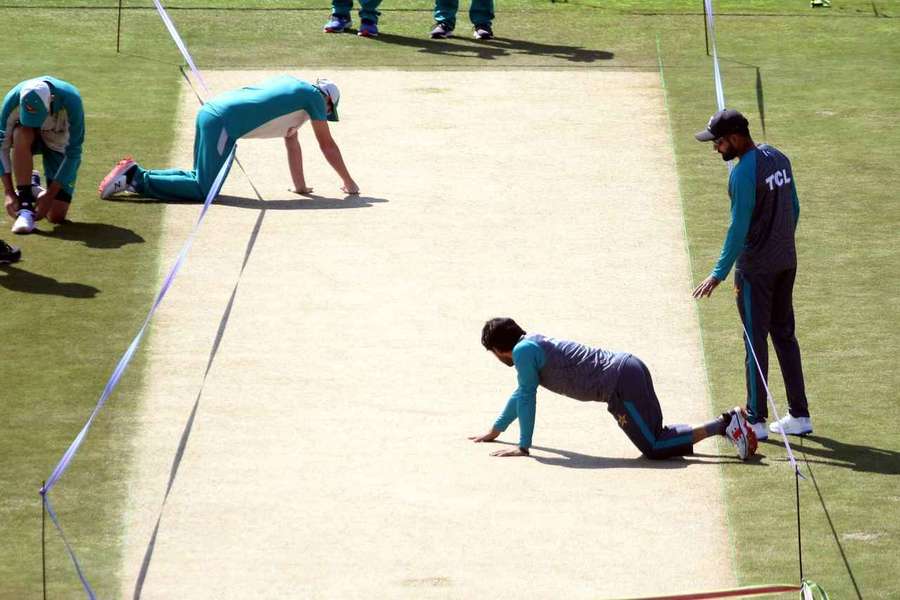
xmin=764 ymin=169 xmax=792 ymax=190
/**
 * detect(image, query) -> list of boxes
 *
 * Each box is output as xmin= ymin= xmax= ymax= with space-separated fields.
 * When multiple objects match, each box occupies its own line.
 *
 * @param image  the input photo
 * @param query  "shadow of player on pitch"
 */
xmin=215 ymin=193 xmax=389 ymax=210
xmin=491 ymin=443 xmax=757 ymax=469
xmin=0 ymin=263 xmax=99 ymax=298
xmin=32 ymin=220 xmax=145 ymax=249
xmin=370 ymin=31 xmax=613 ymax=63
xmin=107 ymin=194 xmax=388 ymax=211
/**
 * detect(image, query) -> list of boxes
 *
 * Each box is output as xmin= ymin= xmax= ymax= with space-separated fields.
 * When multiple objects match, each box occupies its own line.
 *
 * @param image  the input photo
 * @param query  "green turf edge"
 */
xmin=660 ymin=10 xmax=899 ymax=600
xmin=0 ymin=9 xmax=185 ymax=594
xmin=654 ymin=33 xmax=742 ymax=586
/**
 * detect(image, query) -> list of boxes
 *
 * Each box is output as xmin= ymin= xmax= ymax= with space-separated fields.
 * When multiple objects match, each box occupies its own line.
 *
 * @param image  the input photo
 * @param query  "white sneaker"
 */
xmin=751 ymin=421 xmax=768 ymax=441
xmin=11 ymin=209 xmax=35 ymax=234
xmin=769 ymin=414 xmax=813 ymax=436
xmin=98 ymin=156 xmax=137 ymax=199
xmin=725 ymin=406 xmax=758 ymax=460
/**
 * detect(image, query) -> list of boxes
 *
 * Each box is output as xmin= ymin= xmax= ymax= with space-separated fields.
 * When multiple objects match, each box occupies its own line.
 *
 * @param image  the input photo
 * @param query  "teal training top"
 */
xmin=204 ymin=76 xmax=328 ymax=140
xmin=0 ymin=76 xmax=85 ymax=186
xmin=712 ymin=145 xmax=801 ymax=280
xmin=493 ymin=340 xmax=545 ymax=450
xmin=492 ymin=335 xmax=627 ymax=450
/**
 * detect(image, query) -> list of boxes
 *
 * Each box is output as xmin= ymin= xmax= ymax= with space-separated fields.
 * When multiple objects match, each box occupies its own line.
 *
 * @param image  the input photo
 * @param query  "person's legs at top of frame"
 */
xmin=469 ymin=0 xmax=495 ymax=39
xmin=430 ymin=0 xmax=458 ymax=38
xmin=356 ymin=0 xmax=382 ymax=37
xmin=324 ymin=0 xmax=354 ymax=33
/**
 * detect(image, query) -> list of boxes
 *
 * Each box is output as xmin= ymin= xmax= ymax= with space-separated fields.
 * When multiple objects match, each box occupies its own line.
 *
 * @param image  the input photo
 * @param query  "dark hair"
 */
xmin=481 ymin=318 xmax=526 ymax=352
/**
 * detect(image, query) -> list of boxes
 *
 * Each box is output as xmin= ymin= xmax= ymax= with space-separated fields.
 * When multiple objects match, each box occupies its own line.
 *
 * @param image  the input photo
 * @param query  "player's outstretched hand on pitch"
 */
xmin=341 ymin=181 xmax=360 ymax=195
xmin=490 ymin=448 xmax=529 ymax=457
xmin=468 ymin=429 xmax=501 ymax=443
xmin=291 ymin=187 xmax=314 ymax=195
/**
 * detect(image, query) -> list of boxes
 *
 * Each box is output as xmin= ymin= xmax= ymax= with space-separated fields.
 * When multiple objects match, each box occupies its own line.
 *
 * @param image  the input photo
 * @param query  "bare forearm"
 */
xmin=321 ymin=143 xmax=353 ymax=184
xmin=284 ymin=136 xmax=308 ymax=192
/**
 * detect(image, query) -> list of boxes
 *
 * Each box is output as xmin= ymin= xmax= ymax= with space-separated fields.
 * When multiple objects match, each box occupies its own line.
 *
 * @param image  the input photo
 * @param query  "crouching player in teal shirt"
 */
xmin=98 ymin=76 xmax=358 ymax=202
xmin=471 ymin=318 xmax=758 ymax=461
xmin=1 ymin=76 xmax=85 ymax=234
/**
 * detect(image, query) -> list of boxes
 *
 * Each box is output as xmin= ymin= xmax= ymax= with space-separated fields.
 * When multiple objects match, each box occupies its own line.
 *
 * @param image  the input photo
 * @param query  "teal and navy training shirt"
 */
xmin=0 ymin=76 xmax=84 ymax=186
xmin=493 ymin=334 xmax=628 ymax=450
xmin=711 ymin=144 xmax=800 ymax=280
xmin=204 ymin=76 xmax=328 ymax=141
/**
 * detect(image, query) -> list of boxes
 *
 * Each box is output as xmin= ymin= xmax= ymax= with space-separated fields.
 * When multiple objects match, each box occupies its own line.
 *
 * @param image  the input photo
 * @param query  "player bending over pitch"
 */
xmin=471 ymin=318 xmax=757 ymax=460
xmin=98 ymin=76 xmax=358 ymax=202
xmin=1 ymin=76 xmax=85 ymax=234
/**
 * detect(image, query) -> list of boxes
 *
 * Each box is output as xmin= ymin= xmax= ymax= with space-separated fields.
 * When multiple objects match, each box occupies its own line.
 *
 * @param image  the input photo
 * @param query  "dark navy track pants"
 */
xmin=609 ymin=356 xmax=693 ymax=460
xmin=734 ymin=268 xmax=809 ymax=423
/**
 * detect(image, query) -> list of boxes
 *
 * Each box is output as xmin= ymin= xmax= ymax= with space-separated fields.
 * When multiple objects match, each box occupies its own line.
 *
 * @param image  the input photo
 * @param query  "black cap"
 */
xmin=694 ymin=109 xmax=750 ymax=141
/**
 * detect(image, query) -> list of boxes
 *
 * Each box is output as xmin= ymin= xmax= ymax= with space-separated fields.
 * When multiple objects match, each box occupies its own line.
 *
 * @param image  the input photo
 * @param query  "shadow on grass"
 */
xmin=32 ymin=220 xmax=145 ymax=249
xmin=370 ymin=31 xmax=614 ymax=62
xmin=773 ymin=434 xmax=900 ymax=475
xmin=0 ymin=263 xmax=99 ymax=298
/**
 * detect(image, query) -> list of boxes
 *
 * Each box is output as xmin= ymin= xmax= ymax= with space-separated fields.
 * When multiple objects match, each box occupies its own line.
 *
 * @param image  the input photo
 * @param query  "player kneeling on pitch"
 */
xmin=472 ymin=318 xmax=757 ymax=460
xmin=98 ymin=76 xmax=358 ymax=202
xmin=1 ymin=76 xmax=85 ymax=234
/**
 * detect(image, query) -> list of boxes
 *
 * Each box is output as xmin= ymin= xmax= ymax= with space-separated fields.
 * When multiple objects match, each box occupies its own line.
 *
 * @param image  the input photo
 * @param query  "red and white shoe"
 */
xmin=98 ymin=157 xmax=137 ymax=199
xmin=725 ymin=406 xmax=758 ymax=460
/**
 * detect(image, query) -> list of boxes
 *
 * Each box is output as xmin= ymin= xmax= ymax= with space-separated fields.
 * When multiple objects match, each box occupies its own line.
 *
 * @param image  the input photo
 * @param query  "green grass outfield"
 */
xmin=0 ymin=1 xmax=897 ymax=597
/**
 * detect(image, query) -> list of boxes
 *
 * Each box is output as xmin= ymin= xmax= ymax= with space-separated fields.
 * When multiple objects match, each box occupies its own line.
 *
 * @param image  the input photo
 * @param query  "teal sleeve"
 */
xmin=492 ymin=340 xmax=544 ymax=449
xmin=493 ymin=395 xmax=518 ymax=432
xmin=711 ymin=167 xmax=755 ymax=280
xmin=0 ymin=84 xmax=21 ymax=178
xmin=54 ymin=88 xmax=84 ymax=186
xmin=307 ymin=92 xmax=328 ymax=122
xmin=791 ymin=179 xmax=800 ymax=231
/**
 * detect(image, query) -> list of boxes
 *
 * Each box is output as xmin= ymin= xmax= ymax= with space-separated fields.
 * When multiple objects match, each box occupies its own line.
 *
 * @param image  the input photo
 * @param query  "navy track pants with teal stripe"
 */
xmin=734 ymin=268 xmax=809 ymax=423
xmin=609 ymin=355 xmax=693 ymax=460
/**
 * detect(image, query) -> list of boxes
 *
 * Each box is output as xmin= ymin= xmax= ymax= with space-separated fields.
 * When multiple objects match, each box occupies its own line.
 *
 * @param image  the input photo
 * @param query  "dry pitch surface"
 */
xmin=119 ymin=70 xmax=735 ymax=598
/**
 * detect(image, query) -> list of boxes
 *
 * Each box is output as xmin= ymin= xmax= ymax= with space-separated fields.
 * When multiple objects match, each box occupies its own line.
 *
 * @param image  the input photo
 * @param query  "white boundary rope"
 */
xmin=40 ymin=3 xmax=232 ymax=596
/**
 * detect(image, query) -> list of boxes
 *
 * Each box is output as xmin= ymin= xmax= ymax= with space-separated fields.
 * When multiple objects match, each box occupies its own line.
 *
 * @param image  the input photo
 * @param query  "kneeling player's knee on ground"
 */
xmin=47 ymin=204 xmax=69 ymax=223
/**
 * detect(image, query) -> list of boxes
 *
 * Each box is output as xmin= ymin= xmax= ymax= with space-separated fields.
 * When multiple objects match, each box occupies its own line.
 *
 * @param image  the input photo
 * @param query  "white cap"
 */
xmin=19 ymin=79 xmax=51 ymax=128
xmin=315 ymin=79 xmax=340 ymax=122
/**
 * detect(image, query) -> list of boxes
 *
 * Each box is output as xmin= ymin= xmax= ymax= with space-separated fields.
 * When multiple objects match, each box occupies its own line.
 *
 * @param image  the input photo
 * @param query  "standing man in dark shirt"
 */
xmin=692 ymin=109 xmax=812 ymax=441
xmin=471 ymin=318 xmax=757 ymax=461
